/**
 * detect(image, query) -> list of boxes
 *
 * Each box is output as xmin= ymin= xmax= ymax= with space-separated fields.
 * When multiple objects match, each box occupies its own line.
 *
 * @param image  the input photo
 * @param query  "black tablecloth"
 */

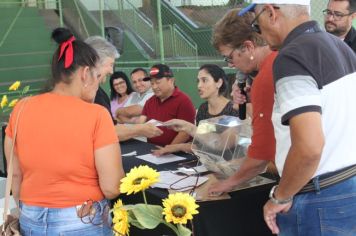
xmin=118 ymin=139 xmax=274 ymax=236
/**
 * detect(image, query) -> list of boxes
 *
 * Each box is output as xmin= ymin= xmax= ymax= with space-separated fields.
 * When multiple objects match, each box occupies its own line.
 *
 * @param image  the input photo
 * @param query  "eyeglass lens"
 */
xmin=250 ymin=8 xmax=265 ymax=34
xmin=323 ymin=9 xmax=353 ymax=20
xmin=223 ymin=48 xmax=235 ymax=63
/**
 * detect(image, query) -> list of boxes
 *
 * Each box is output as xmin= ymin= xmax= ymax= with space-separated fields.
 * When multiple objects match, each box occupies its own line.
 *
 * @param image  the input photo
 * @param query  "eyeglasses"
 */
xmin=323 ymin=9 xmax=354 ymax=21
xmin=113 ymin=80 xmax=125 ymax=86
xmin=223 ymin=48 xmax=236 ymax=63
xmin=251 ymin=8 xmax=266 ymax=34
xmin=251 ymin=6 xmax=280 ymax=34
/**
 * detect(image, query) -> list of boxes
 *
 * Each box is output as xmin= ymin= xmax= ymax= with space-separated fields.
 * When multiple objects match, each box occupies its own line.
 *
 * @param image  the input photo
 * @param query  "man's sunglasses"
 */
xmin=251 ymin=6 xmax=280 ymax=34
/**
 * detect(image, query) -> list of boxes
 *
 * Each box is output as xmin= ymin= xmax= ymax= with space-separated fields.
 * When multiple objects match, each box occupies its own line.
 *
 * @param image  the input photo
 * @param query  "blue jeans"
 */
xmin=19 ymin=199 xmax=113 ymax=236
xmin=277 ymin=175 xmax=356 ymax=236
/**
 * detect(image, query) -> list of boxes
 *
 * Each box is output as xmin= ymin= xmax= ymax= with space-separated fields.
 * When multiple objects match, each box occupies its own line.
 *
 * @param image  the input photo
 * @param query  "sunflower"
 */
xmin=112 ymin=199 xmax=130 ymax=236
xmin=120 ymin=165 xmax=159 ymax=195
xmin=8 ymin=81 xmax=21 ymax=91
xmin=162 ymin=192 xmax=199 ymax=224
xmin=8 ymin=99 xmax=18 ymax=108
xmin=1 ymin=95 xmax=8 ymax=109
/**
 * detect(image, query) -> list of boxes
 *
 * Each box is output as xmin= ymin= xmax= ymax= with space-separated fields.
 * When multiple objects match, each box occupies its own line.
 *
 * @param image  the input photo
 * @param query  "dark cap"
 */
xmin=143 ymin=64 xmax=174 ymax=81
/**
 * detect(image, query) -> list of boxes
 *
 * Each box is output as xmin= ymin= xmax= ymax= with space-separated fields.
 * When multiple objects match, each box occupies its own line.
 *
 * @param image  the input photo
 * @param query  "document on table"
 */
xmin=152 ymin=171 xmax=209 ymax=192
xmin=146 ymin=119 xmax=165 ymax=127
xmin=136 ymin=153 xmax=186 ymax=165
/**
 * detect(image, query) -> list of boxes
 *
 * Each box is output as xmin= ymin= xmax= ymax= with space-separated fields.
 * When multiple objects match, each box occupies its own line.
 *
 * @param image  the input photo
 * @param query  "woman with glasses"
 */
xmin=109 ymin=71 xmax=134 ymax=118
xmin=4 ymin=28 xmax=124 ymax=235
xmin=205 ymin=8 xmax=285 ymax=195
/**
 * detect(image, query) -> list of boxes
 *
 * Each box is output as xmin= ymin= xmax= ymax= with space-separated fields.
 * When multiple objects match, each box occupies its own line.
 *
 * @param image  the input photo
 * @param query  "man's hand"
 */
xmin=164 ymin=119 xmax=196 ymax=136
xmin=263 ymin=199 xmax=293 ymax=235
xmin=208 ymin=179 xmax=236 ymax=196
xmin=152 ymin=144 xmax=180 ymax=156
xmin=138 ymin=123 xmax=163 ymax=138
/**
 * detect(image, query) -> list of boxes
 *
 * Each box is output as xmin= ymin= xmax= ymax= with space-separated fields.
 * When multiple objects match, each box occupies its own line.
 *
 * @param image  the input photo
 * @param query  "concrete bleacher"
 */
xmin=0 ymin=6 xmax=54 ymax=100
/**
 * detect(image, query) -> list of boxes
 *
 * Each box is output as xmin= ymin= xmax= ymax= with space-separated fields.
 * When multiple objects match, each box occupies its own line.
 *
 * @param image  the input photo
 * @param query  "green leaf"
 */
xmin=121 ymin=204 xmax=136 ymax=211
xmin=130 ymin=219 xmax=146 ymax=229
xmin=177 ymin=224 xmax=192 ymax=236
xmin=131 ymin=204 xmax=163 ymax=229
xmin=22 ymin=85 xmax=30 ymax=95
xmin=126 ymin=210 xmax=146 ymax=229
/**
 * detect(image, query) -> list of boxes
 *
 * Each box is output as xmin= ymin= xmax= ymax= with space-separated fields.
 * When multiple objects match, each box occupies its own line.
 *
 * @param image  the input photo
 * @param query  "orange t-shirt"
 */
xmin=247 ymin=51 xmax=277 ymax=161
xmin=6 ymin=93 xmax=118 ymax=208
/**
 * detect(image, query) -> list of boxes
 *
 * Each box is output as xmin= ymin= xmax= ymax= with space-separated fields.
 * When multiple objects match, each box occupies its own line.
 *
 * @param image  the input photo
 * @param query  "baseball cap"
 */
xmin=143 ymin=64 xmax=174 ymax=81
xmin=238 ymin=0 xmax=310 ymax=16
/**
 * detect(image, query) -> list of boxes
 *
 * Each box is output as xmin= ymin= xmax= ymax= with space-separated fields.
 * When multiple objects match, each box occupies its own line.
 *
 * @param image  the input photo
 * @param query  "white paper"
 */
xmin=173 ymin=165 xmax=208 ymax=175
xmin=146 ymin=119 xmax=165 ymax=127
xmin=136 ymin=153 xmax=186 ymax=165
xmin=152 ymin=171 xmax=209 ymax=192
xmin=122 ymin=151 xmax=137 ymax=157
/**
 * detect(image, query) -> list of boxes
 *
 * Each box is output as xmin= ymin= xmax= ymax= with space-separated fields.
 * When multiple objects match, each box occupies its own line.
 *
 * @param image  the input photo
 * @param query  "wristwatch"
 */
xmin=269 ymin=185 xmax=293 ymax=204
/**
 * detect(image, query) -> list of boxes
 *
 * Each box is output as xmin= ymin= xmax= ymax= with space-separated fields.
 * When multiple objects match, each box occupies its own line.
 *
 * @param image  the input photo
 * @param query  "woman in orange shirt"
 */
xmin=4 ymin=28 xmax=124 ymax=235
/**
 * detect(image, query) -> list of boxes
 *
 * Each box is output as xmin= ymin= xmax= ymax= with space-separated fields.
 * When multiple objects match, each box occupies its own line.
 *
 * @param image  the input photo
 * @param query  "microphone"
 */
xmin=236 ymin=71 xmax=247 ymax=120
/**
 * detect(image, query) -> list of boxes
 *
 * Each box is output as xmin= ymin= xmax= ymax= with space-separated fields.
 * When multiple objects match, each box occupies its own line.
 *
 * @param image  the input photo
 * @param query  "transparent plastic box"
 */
xmin=191 ymin=115 xmax=252 ymax=179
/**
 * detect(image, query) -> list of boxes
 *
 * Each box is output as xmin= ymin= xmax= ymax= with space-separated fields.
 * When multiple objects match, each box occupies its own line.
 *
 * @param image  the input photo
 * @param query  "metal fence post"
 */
xmin=58 ymin=0 xmax=63 ymax=27
xmin=157 ymin=0 xmax=165 ymax=63
xmin=99 ymin=0 xmax=105 ymax=37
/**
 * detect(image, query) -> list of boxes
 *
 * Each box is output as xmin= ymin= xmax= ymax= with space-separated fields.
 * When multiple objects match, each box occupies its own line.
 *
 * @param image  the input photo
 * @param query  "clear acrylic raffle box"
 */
xmin=191 ymin=115 xmax=252 ymax=179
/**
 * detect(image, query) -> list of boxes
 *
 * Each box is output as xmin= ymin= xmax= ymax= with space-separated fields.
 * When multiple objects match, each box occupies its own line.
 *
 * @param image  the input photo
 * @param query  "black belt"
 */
xmin=299 ymin=164 xmax=356 ymax=193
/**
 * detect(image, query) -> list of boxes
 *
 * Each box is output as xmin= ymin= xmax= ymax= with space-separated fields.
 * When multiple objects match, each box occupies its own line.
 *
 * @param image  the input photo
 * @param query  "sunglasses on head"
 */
xmin=251 ymin=6 xmax=280 ymax=34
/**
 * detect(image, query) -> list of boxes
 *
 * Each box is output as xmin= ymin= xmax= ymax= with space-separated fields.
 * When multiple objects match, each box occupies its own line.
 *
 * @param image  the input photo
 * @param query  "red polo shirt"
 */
xmin=142 ymin=87 xmax=196 ymax=146
xmin=247 ymin=51 xmax=277 ymax=161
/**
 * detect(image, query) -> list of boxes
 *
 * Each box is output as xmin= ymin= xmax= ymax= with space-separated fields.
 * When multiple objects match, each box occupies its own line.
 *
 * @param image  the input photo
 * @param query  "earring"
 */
xmin=250 ymin=55 xmax=254 ymax=61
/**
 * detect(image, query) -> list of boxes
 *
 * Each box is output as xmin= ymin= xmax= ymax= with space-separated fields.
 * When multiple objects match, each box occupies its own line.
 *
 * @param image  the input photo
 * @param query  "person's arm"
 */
xmin=95 ymin=143 xmax=124 ymax=199
xmin=264 ymin=112 xmax=324 ymax=234
xmin=115 ymin=123 xmax=163 ymax=142
xmin=152 ymin=143 xmax=192 ymax=156
xmin=272 ymin=112 xmax=323 ymax=198
xmin=208 ymin=157 xmax=269 ymax=195
xmin=170 ymin=131 xmax=191 ymax=145
xmin=115 ymin=105 xmax=143 ymax=121
xmin=164 ymin=119 xmax=197 ymax=136
xmin=4 ymin=136 xmax=22 ymax=204
xmin=168 ymin=96 xmax=196 ymax=145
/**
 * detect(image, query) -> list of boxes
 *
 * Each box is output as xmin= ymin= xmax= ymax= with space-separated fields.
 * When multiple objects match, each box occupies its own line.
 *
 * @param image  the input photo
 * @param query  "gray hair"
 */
xmin=85 ymin=36 xmax=120 ymax=63
xmin=275 ymin=4 xmax=310 ymax=17
xmin=255 ymin=4 xmax=310 ymax=17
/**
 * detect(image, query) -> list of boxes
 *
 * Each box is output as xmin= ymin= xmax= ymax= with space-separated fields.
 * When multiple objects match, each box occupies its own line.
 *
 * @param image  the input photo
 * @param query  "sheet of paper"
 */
xmin=152 ymin=171 xmax=209 ymax=192
xmin=136 ymin=153 xmax=186 ymax=165
xmin=122 ymin=151 xmax=137 ymax=157
xmin=172 ymin=165 xmax=209 ymax=175
xmin=146 ymin=119 xmax=165 ymax=127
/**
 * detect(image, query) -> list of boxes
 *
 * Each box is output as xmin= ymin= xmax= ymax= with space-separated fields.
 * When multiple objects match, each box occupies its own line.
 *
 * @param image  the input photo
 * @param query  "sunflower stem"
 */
xmin=142 ymin=190 xmax=148 ymax=205
xmin=162 ymin=221 xmax=180 ymax=235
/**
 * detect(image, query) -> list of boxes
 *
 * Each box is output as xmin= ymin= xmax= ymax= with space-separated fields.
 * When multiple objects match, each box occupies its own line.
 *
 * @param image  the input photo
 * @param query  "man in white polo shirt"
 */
xmin=240 ymin=0 xmax=356 ymax=235
xmin=115 ymin=68 xmax=153 ymax=123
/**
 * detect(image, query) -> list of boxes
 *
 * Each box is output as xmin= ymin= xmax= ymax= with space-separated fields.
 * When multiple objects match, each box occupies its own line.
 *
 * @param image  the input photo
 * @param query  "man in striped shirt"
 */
xmin=240 ymin=0 xmax=356 ymax=235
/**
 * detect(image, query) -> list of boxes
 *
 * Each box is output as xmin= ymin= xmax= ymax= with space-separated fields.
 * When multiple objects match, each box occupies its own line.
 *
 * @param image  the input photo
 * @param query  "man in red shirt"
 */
xmin=137 ymin=64 xmax=196 ymax=146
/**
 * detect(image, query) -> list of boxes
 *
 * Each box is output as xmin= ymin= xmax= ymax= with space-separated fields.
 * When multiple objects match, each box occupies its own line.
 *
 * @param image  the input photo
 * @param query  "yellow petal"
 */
xmin=8 ymin=81 xmax=21 ymax=91
xmin=8 ymin=99 xmax=18 ymax=108
xmin=120 ymin=165 xmax=159 ymax=194
xmin=1 ymin=95 xmax=8 ymax=109
xmin=162 ymin=192 xmax=199 ymax=224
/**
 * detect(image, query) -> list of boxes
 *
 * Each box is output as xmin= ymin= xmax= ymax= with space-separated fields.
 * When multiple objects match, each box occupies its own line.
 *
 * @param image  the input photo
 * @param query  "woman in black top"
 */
xmin=152 ymin=64 xmax=239 ymax=155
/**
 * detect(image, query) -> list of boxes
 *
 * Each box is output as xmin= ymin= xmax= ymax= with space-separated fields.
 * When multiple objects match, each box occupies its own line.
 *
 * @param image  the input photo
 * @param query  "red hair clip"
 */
xmin=58 ymin=36 xmax=76 ymax=68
